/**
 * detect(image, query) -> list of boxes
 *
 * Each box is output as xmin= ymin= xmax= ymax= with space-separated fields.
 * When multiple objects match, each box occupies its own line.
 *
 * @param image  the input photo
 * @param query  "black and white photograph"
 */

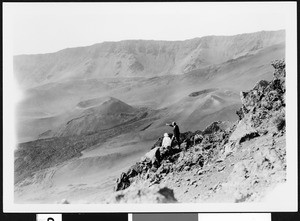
xmin=3 ymin=2 xmax=297 ymax=212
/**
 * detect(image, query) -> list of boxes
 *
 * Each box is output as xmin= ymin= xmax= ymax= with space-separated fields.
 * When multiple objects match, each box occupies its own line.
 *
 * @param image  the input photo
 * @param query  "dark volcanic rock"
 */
xmin=114 ymin=59 xmax=286 ymax=203
xmin=115 ymin=172 xmax=131 ymax=191
xmin=236 ymin=108 xmax=244 ymax=120
xmin=203 ymin=121 xmax=223 ymax=135
xmin=188 ymin=88 xmax=217 ymax=97
xmin=110 ymin=185 xmax=178 ymax=203
xmin=239 ymin=59 xmax=285 ymax=126
xmin=230 ymin=59 xmax=286 ymax=143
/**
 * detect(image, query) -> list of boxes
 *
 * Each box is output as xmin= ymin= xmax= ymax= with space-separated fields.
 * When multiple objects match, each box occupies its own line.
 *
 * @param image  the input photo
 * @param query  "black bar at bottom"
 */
xmin=1 ymin=213 xmax=36 ymax=221
xmin=272 ymin=212 xmax=300 ymax=221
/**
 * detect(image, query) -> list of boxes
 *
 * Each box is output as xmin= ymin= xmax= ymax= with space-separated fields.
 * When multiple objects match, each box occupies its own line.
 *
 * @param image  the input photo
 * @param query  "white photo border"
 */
xmin=3 ymin=2 xmax=298 ymax=212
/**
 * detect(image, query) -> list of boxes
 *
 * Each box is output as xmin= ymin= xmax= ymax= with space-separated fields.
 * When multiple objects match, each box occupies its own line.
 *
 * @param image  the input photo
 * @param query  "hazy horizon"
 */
xmin=4 ymin=2 xmax=289 ymax=55
xmin=14 ymin=29 xmax=286 ymax=56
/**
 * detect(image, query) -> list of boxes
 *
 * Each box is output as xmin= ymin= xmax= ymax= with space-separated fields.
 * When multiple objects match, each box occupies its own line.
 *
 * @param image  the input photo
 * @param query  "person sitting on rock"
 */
xmin=166 ymin=121 xmax=181 ymax=147
xmin=162 ymin=133 xmax=172 ymax=148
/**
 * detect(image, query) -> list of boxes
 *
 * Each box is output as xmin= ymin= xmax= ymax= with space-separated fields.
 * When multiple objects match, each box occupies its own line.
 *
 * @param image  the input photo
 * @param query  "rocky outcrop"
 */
xmin=113 ymin=59 xmax=286 ymax=203
xmin=115 ymin=120 xmax=232 ymax=192
xmin=110 ymin=185 xmax=178 ymax=203
xmin=232 ymin=59 xmax=286 ymax=141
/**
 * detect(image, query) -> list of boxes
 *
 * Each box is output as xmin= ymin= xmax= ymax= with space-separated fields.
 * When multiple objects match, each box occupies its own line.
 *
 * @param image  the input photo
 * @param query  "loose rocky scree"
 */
xmin=110 ymin=59 xmax=286 ymax=203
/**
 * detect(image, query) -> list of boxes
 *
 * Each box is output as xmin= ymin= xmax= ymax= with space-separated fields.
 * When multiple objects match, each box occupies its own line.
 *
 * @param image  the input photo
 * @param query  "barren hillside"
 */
xmin=14 ymin=31 xmax=286 ymax=204
xmin=14 ymin=30 xmax=285 ymax=89
xmin=111 ymin=60 xmax=286 ymax=203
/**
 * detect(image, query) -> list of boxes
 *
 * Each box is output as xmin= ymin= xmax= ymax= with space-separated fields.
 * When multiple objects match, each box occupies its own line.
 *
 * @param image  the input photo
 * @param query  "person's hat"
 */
xmin=164 ymin=133 xmax=169 ymax=137
xmin=172 ymin=121 xmax=176 ymax=126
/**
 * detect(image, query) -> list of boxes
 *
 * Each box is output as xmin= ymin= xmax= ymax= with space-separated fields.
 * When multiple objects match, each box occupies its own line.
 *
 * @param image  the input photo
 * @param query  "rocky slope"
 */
xmin=14 ymin=31 xmax=286 ymax=203
xmin=110 ymin=59 xmax=286 ymax=203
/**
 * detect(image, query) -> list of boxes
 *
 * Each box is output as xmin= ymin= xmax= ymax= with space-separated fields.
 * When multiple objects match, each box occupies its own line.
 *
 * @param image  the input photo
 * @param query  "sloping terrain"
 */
xmin=14 ymin=30 xmax=284 ymax=89
xmin=14 ymin=31 xmax=286 ymax=204
xmin=111 ymin=60 xmax=286 ymax=203
xmin=55 ymin=96 xmax=141 ymax=137
xmin=15 ymin=38 xmax=285 ymax=142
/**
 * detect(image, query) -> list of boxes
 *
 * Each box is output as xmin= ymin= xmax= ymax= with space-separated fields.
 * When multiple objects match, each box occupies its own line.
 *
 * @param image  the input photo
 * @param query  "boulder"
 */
xmin=144 ymin=146 xmax=159 ymax=162
xmin=229 ymin=119 xmax=258 ymax=142
xmin=203 ymin=121 xmax=222 ymax=135
xmin=115 ymin=172 xmax=131 ymax=191
xmin=110 ymin=185 xmax=178 ymax=203
xmin=193 ymin=134 xmax=204 ymax=145
xmin=271 ymin=59 xmax=285 ymax=79
xmin=60 ymin=199 xmax=70 ymax=204
xmin=236 ymin=107 xmax=244 ymax=120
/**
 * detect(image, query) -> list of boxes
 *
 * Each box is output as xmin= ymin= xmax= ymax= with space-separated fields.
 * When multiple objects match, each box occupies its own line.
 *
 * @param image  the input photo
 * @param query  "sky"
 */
xmin=4 ymin=2 xmax=291 ymax=55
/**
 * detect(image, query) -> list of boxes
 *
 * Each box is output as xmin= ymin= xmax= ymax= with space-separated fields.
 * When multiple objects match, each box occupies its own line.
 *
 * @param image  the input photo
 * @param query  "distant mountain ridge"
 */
xmin=14 ymin=29 xmax=287 ymax=204
xmin=14 ymin=30 xmax=285 ymax=89
xmin=15 ymin=30 xmax=285 ymax=142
